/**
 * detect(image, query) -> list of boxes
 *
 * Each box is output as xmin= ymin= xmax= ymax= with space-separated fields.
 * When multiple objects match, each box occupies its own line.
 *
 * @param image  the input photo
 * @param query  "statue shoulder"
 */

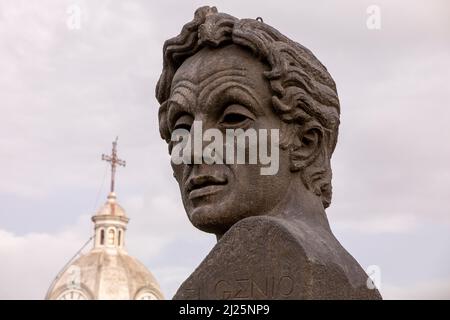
xmin=173 ymin=215 xmax=382 ymax=300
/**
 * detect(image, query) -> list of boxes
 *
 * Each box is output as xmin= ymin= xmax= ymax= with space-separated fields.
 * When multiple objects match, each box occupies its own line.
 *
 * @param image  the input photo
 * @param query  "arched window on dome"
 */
xmin=108 ymin=229 xmax=115 ymax=246
xmin=118 ymin=230 xmax=122 ymax=247
xmin=100 ymin=229 xmax=105 ymax=245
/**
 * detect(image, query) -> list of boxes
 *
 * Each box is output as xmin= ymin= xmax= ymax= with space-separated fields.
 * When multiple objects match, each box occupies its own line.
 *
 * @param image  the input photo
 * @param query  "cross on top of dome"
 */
xmin=102 ymin=137 xmax=126 ymax=194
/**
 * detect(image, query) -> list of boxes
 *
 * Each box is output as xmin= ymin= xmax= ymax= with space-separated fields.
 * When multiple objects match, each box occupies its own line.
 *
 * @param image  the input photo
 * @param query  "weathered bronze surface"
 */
xmin=156 ymin=6 xmax=382 ymax=300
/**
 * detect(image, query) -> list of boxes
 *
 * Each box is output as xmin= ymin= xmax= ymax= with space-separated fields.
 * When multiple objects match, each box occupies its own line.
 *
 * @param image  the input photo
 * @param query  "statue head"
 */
xmin=156 ymin=6 xmax=340 ymax=237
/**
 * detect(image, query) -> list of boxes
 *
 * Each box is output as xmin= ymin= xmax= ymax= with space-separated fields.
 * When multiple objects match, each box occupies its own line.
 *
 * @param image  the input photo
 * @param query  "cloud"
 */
xmin=383 ymin=279 xmax=450 ymax=300
xmin=0 ymin=0 xmax=449 ymax=300
xmin=0 ymin=215 xmax=91 ymax=299
xmin=332 ymin=214 xmax=419 ymax=234
xmin=0 ymin=208 xmax=214 ymax=299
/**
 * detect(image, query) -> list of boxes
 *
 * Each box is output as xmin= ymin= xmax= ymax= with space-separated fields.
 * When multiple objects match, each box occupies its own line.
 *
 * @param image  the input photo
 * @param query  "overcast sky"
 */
xmin=0 ymin=0 xmax=449 ymax=299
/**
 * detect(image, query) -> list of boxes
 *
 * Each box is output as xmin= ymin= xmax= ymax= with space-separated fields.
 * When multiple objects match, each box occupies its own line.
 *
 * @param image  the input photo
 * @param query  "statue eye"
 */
xmin=220 ymin=104 xmax=255 ymax=127
xmin=222 ymin=113 xmax=249 ymax=124
xmin=173 ymin=114 xmax=193 ymax=132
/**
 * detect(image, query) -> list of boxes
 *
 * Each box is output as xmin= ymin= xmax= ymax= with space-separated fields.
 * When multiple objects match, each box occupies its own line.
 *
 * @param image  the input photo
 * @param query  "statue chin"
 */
xmin=187 ymin=205 xmax=243 ymax=237
xmin=188 ymin=211 xmax=226 ymax=236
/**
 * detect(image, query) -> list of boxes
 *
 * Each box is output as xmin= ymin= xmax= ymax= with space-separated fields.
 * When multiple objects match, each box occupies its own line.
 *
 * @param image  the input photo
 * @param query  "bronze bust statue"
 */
xmin=155 ymin=6 xmax=381 ymax=300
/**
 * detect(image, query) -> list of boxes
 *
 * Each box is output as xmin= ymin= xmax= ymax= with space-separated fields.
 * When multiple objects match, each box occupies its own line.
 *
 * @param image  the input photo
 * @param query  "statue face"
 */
xmin=168 ymin=44 xmax=292 ymax=236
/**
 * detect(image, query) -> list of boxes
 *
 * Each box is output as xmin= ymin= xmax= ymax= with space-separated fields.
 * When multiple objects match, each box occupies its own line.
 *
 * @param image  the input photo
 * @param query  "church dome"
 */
xmin=47 ymin=139 xmax=164 ymax=300
xmin=46 ymin=193 xmax=164 ymax=300
xmin=46 ymin=250 xmax=164 ymax=300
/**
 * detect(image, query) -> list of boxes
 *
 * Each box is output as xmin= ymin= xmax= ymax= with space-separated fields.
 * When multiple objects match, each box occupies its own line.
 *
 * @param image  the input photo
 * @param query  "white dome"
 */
xmin=46 ymin=250 xmax=164 ymax=300
xmin=46 ymin=191 xmax=164 ymax=300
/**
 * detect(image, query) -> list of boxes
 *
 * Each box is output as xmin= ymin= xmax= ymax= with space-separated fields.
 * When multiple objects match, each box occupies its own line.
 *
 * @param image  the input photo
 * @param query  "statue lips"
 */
xmin=186 ymin=174 xmax=228 ymax=200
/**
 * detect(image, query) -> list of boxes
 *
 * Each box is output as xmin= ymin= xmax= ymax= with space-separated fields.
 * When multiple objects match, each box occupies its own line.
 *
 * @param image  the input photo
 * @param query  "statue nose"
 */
xmin=189 ymin=134 xmax=204 ymax=164
xmin=182 ymin=120 xmax=204 ymax=164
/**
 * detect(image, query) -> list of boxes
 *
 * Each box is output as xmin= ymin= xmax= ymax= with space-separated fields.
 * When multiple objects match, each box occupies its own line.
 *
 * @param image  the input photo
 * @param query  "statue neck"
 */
xmin=266 ymin=178 xmax=331 ymax=231
xmin=215 ymin=179 xmax=331 ymax=241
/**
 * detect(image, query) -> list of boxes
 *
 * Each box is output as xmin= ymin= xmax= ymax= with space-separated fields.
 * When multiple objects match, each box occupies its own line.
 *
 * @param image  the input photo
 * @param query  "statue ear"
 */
xmin=290 ymin=123 xmax=324 ymax=172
